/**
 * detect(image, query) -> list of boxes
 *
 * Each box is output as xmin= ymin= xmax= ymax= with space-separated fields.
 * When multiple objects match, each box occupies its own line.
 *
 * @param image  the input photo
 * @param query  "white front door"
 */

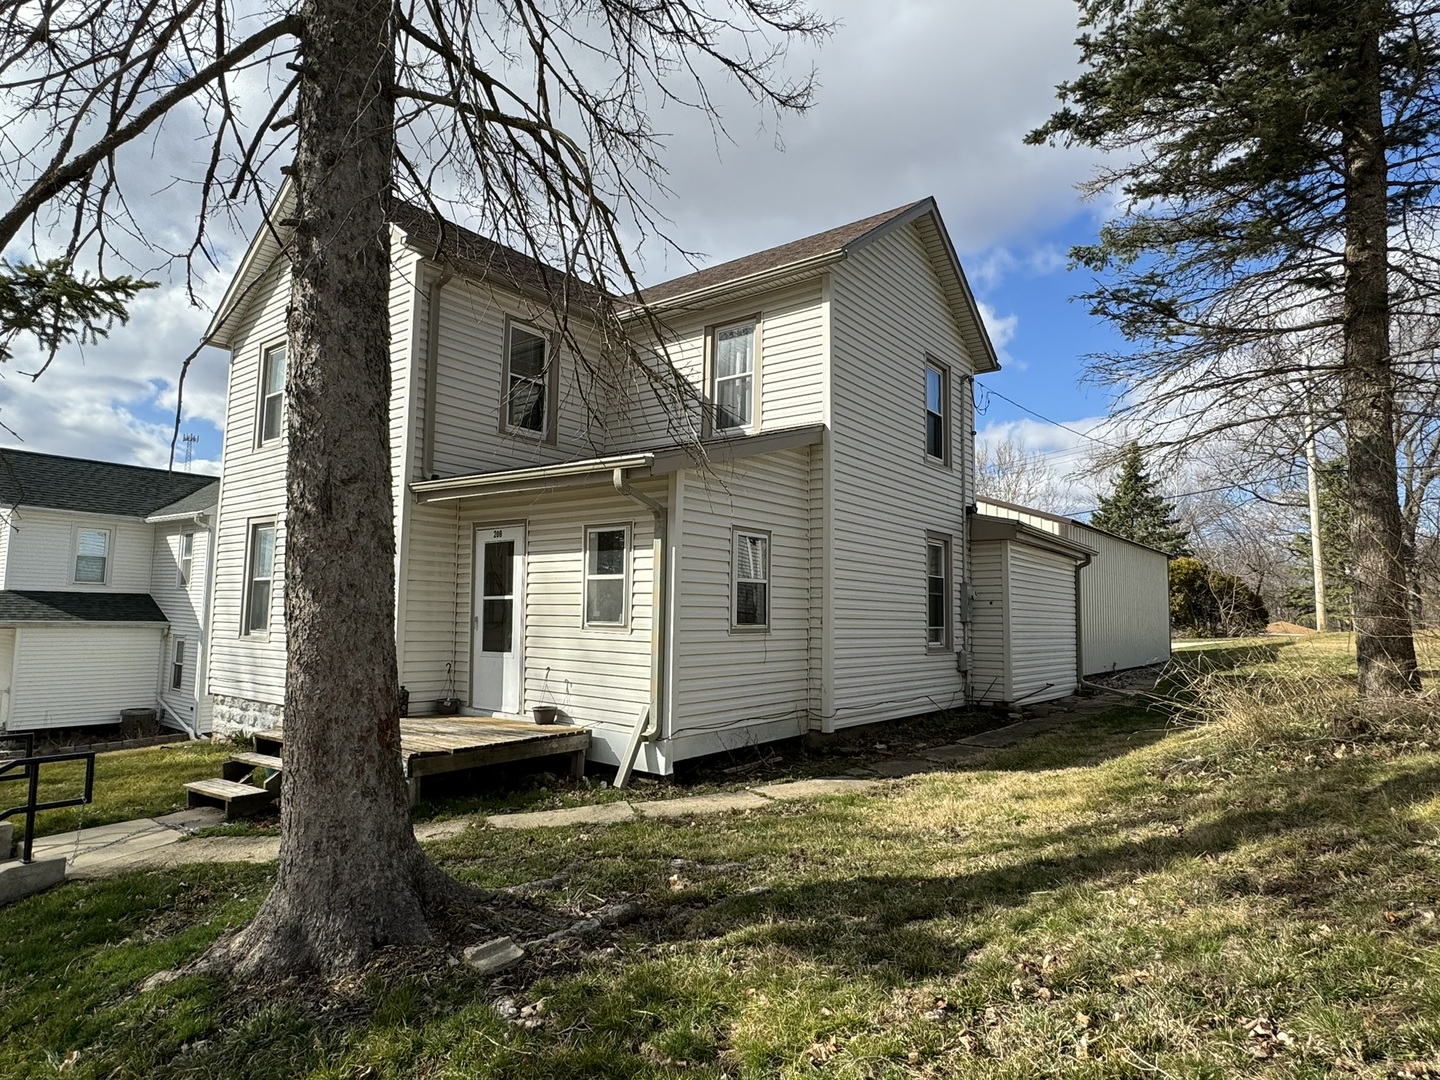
xmin=472 ymin=525 xmax=524 ymax=715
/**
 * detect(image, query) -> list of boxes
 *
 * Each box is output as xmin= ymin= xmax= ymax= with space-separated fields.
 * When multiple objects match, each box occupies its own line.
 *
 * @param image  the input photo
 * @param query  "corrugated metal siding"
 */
xmin=826 ymin=223 xmax=971 ymax=727
xmin=670 ymin=448 xmax=812 ymax=753
xmin=1075 ymin=526 xmax=1171 ymax=673
xmin=968 ymin=541 xmax=1008 ymax=703
xmin=10 ymin=625 xmax=163 ymax=728
xmin=2 ymin=508 xmax=154 ymax=591
xmin=1007 ymin=545 xmax=1078 ymax=703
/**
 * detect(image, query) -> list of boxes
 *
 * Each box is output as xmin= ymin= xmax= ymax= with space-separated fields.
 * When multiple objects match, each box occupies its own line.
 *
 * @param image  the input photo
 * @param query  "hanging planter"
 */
xmin=435 ymin=662 xmax=461 ymax=715
xmin=532 ymin=705 xmax=559 ymax=725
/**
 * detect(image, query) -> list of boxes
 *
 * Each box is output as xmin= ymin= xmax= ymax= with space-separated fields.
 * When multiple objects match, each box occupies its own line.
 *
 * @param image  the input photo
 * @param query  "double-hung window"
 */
xmin=584 ymin=526 xmax=629 ymax=627
xmin=244 ymin=522 xmax=277 ymax=635
xmin=926 ymin=535 xmax=951 ymax=648
xmin=732 ymin=529 xmax=770 ymax=630
xmin=711 ymin=321 xmax=756 ymax=431
xmin=178 ymin=531 xmax=194 ymax=587
xmin=504 ymin=323 xmax=549 ymax=437
xmin=73 ymin=528 xmax=111 ymax=584
xmin=925 ymin=360 xmax=949 ymax=464
xmin=259 ymin=343 xmax=286 ymax=445
xmin=171 ymin=638 xmax=186 ymax=691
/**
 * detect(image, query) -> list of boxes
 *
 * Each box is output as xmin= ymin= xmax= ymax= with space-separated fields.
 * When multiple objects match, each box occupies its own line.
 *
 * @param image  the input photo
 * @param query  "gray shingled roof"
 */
xmin=636 ymin=202 xmax=925 ymax=305
xmin=0 ymin=449 xmax=217 ymax=517
xmin=0 ymin=591 xmax=168 ymax=624
xmin=147 ymin=481 xmax=220 ymax=521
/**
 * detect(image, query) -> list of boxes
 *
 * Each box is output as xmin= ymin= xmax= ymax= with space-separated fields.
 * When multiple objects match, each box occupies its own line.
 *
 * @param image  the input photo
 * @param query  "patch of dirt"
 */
xmin=1267 ymin=621 xmax=1318 ymax=635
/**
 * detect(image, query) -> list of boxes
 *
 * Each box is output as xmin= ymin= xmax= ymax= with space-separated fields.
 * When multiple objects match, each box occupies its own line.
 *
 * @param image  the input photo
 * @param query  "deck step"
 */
xmin=252 ymin=728 xmax=284 ymax=757
xmin=220 ymin=752 xmax=283 ymax=791
xmin=184 ymin=777 xmax=274 ymax=818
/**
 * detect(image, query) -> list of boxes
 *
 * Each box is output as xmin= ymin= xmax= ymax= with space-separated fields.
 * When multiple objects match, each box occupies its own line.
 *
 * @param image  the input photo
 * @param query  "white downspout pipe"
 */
xmin=612 ymin=467 xmax=668 ymax=787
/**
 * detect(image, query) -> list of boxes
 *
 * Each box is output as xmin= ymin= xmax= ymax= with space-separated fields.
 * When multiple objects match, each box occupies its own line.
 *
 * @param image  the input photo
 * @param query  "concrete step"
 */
xmin=184 ymin=778 xmax=274 ymax=818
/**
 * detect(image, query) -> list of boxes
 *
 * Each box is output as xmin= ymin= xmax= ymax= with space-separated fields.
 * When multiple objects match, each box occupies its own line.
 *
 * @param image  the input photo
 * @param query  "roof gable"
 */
xmin=0 ymin=449 xmax=217 ymax=518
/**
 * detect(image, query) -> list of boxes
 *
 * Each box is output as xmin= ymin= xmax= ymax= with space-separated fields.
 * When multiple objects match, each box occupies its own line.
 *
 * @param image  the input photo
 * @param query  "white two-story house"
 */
xmin=0 ymin=451 xmax=218 ymax=735
xmin=204 ymin=195 xmax=1092 ymax=774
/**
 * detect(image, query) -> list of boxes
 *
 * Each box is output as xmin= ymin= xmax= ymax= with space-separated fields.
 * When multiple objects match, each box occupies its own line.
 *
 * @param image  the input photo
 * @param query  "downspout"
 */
xmin=196 ymin=512 xmax=217 ymax=736
xmin=613 ymin=467 xmax=668 ymax=783
xmin=421 ymin=261 xmax=454 ymax=479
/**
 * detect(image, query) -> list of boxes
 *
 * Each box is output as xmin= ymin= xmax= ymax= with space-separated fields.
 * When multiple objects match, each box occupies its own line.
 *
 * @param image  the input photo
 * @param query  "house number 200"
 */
xmin=493 ymin=530 xmax=503 ymax=538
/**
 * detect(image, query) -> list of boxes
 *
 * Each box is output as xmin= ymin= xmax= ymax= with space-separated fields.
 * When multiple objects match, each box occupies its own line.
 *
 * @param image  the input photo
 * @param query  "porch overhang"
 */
xmin=409 ymin=424 xmax=826 ymax=504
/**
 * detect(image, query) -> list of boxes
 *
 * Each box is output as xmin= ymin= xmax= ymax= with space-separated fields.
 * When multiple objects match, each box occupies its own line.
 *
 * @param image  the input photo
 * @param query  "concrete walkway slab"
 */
xmin=487 ymin=802 xmax=636 ymax=830
xmin=139 ymin=836 xmax=281 ymax=869
xmin=865 ymin=758 xmax=943 ymax=778
xmin=31 ymin=819 xmax=184 ymax=878
xmin=955 ymin=715 xmax=1079 ymax=748
xmin=0 ymin=857 xmax=65 ymax=905
xmin=921 ymin=743 xmax=989 ymax=764
xmin=634 ymin=791 xmax=771 ymax=818
xmin=753 ymin=777 xmax=883 ymax=800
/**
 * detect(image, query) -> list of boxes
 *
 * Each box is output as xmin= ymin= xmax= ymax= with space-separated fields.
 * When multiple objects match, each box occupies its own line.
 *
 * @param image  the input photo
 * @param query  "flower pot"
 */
xmin=532 ymin=705 xmax=559 ymax=725
xmin=435 ymin=697 xmax=461 ymax=716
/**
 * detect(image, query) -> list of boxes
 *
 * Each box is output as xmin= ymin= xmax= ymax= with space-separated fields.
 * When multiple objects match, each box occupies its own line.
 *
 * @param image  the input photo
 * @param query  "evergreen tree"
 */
xmin=1030 ymin=0 xmax=1426 ymax=695
xmin=1090 ymin=442 xmax=1191 ymax=555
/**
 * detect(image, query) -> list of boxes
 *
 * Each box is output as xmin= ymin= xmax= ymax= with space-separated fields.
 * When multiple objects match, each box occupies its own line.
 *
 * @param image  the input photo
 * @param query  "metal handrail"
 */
xmin=0 ymin=737 xmax=96 ymax=864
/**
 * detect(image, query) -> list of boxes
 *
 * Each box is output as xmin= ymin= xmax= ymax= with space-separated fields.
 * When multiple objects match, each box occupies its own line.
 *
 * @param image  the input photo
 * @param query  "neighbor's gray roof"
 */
xmin=637 ymin=202 xmax=925 ymax=306
xmin=147 ymin=481 xmax=220 ymax=521
xmin=0 ymin=591 xmax=168 ymax=624
xmin=0 ymin=449 xmax=217 ymax=518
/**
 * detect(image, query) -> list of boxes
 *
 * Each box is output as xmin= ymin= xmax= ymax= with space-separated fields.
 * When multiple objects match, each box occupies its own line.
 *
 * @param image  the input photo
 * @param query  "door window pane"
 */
xmin=482 ymin=598 xmax=513 ymax=652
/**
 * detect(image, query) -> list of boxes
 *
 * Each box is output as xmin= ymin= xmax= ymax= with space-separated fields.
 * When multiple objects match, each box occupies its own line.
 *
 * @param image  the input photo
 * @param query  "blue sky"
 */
xmin=0 ymin=0 xmax=1132 ymax=496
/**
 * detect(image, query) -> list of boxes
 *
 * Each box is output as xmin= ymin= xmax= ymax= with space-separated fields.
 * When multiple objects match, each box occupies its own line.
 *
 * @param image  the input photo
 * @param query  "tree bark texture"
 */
xmin=221 ymin=0 xmax=456 ymax=977
xmin=1341 ymin=14 xmax=1422 ymax=695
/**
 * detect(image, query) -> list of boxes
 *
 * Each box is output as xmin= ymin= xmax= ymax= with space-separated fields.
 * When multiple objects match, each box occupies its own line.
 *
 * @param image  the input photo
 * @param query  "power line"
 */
xmin=975 ymin=384 xmax=1123 ymax=451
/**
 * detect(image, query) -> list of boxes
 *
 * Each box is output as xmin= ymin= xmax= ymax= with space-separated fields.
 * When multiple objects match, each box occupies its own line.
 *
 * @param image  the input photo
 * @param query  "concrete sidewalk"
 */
xmin=24 ymin=695 xmax=1122 ymax=881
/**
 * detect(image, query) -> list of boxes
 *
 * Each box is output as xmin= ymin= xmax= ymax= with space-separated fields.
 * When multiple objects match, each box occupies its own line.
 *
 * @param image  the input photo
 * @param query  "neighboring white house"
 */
xmin=976 ymin=497 xmax=1172 ymax=678
xmin=0 ymin=451 xmax=219 ymax=734
xmin=204 ymin=194 xmax=1003 ymax=773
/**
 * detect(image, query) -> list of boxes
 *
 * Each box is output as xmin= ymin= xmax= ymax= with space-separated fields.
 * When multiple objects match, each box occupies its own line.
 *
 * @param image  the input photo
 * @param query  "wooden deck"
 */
xmin=251 ymin=715 xmax=591 ymax=805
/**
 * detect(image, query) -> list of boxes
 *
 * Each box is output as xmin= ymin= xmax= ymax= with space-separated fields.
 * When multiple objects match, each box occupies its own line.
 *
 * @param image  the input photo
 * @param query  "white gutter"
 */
xmin=412 ymin=453 xmax=655 ymax=503
xmin=420 ymin=260 xmax=455 ymax=479
xmin=612 ymin=466 xmax=668 ymax=788
xmin=145 ymin=509 xmax=213 ymax=526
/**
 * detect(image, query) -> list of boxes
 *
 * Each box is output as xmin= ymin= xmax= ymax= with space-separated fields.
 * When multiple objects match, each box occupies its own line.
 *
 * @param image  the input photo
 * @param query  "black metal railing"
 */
xmin=1 ymin=732 xmax=96 ymax=864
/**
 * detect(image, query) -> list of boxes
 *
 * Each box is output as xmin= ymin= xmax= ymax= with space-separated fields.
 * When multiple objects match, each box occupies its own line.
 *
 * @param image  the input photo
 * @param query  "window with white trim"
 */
xmin=926 ymin=535 xmax=950 ymax=648
xmin=73 ymin=527 xmax=111 ymax=584
xmin=584 ymin=525 xmax=629 ymax=627
xmin=171 ymin=638 xmax=186 ymax=691
xmin=504 ymin=323 xmax=549 ymax=436
xmin=732 ymin=529 xmax=770 ymax=630
xmin=925 ymin=360 xmax=949 ymax=464
xmin=711 ymin=321 xmax=756 ymax=431
xmin=244 ymin=522 xmax=277 ymax=635
xmin=178 ymin=531 xmax=194 ymax=587
xmin=258 ymin=343 xmax=286 ymax=445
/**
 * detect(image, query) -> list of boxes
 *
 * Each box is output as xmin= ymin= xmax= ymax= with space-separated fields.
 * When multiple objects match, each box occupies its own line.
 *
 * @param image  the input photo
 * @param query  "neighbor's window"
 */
xmin=926 ymin=535 xmax=950 ymax=648
xmin=733 ymin=529 xmax=770 ymax=630
xmin=171 ymin=638 xmax=186 ymax=691
xmin=73 ymin=528 xmax=111 ymax=584
xmin=505 ymin=323 xmax=549 ymax=436
xmin=925 ymin=360 xmax=949 ymax=463
xmin=259 ymin=343 xmax=286 ymax=445
xmin=244 ymin=522 xmax=277 ymax=635
xmin=584 ymin=525 xmax=629 ymax=627
xmin=178 ymin=531 xmax=194 ymax=587
xmin=712 ymin=321 xmax=756 ymax=430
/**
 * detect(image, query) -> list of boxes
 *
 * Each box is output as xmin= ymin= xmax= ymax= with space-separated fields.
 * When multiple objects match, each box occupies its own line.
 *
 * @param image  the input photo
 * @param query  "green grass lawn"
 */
xmin=2 ymin=637 xmax=1439 ymax=1077
xmin=5 ymin=740 xmax=235 ymax=840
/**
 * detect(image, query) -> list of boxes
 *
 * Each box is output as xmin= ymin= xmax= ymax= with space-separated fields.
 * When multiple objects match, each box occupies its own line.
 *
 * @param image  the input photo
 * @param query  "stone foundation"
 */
xmin=212 ymin=694 xmax=285 ymax=737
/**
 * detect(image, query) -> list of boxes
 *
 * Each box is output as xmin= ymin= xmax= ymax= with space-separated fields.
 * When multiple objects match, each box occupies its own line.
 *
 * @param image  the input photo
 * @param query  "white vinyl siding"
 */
xmin=825 ymin=222 xmax=972 ymax=730
xmin=151 ymin=521 xmax=212 ymax=731
xmin=1 ymin=509 xmax=153 ymax=591
xmin=7 ymin=625 xmax=164 ymax=729
xmin=670 ymin=448 xmax=812 ymax=759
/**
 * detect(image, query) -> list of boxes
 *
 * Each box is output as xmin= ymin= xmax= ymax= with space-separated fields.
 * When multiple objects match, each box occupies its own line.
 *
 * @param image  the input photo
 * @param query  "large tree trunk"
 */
xmin=218 ymin=0 xmax=458 ymax=978
xmin=1341 ymin=11 xmax=1421 ymax=697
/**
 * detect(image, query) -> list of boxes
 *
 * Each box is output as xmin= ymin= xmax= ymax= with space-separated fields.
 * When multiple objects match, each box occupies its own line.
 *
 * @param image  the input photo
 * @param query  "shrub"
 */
xmin=1169 ymin=556 xmax=1269 ymax=637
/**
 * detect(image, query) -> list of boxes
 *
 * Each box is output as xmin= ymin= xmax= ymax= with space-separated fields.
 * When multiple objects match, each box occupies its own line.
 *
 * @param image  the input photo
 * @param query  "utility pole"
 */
xmin=1304 ymin=390 xmax=1328 ymax=631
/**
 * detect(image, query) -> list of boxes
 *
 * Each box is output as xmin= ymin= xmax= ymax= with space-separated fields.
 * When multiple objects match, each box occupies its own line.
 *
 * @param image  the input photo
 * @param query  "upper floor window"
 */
xmin=178 ymin=531 xmax=194 ymax=587
xmin=584 ymin=525 xmax=629 ymax=628
xmin=73 ymin=527 xmax=111 ymax=584
xmin=258 ymin=343 xmax=286 ymax=445
xmin=244 ymin=521 xmax=277 ymax=635
xmin=503 ymin=323 xmax=551 ymax=438
xmin=712 ymin=321 xmax=756 ymax=431
xmin=925 ymin=360 xmax=949 ymax=464
xmin=926 ymin=534 xmax=951 ymax=649
xmin=732 ymin=529 xmax=770 ymax=630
